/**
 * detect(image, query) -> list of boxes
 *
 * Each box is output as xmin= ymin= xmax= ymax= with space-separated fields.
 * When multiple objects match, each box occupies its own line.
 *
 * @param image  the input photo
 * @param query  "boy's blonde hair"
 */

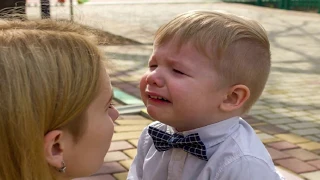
xmin=154 ymin=10 xmax=271 ymax=112
xmin=0 ymin=19 xmax=103 ymax=180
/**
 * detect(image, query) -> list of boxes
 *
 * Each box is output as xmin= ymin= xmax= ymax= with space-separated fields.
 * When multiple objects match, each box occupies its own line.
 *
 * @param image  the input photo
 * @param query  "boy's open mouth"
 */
xmin=148 ymin=95 xmax=170 ymax=102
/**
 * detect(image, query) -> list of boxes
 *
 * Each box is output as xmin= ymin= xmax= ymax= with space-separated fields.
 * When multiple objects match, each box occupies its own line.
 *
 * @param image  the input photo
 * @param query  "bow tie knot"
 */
xmin=148 ymin=126 xmax=208 ymax=161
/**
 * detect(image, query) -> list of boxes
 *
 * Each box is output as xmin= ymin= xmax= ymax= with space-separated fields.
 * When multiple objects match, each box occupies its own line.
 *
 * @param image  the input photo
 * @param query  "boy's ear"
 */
xmin=44 ymin=130 xmax=65 ymax=170
xmin=220 ymin=84 xmax=250 ymax=112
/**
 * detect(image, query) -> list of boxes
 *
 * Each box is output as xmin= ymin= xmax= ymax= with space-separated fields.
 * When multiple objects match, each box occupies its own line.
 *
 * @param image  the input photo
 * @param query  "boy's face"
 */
xmin=140 ymin=40 xmax=228 ymax=131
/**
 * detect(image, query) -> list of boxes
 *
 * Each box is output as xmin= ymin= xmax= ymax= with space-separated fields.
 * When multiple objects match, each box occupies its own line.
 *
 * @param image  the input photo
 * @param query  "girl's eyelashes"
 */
xmin=109 ymin=103 xmax=115 ymax=108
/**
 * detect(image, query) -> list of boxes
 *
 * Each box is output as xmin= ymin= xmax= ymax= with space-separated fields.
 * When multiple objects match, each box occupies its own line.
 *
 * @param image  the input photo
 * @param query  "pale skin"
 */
xmin=44 ymin=69 xmax=119 ymax=180
xmin=140 ymin=40 xmax=250 ymax=132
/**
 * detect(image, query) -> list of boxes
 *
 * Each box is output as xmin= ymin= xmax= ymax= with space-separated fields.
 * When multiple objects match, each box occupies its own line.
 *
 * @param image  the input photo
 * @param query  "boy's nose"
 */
xmin=146 ymin=70 xmax=165 ymax=87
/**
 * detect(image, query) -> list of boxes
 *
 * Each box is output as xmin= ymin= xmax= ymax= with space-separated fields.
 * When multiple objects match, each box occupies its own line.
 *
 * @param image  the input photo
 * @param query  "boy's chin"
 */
xmin=146 ymin=110 xmax=179 ymax=127
xmin=146 ymin=107 xmax=168 ymax=121
xmin=145 ymin=106 xmax=159 ymax=119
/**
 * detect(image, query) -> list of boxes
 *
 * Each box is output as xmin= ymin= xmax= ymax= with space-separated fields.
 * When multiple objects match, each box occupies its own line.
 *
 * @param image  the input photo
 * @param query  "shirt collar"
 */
xmin=167 ymin=116 xmax=241 ymax=148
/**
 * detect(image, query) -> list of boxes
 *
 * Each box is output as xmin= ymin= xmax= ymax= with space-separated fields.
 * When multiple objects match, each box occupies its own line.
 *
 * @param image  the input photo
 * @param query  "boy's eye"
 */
xmin=149 ymin=65 xmax=157 ymax=70
xmin=173 ymin=69 xmax=185 ymax=75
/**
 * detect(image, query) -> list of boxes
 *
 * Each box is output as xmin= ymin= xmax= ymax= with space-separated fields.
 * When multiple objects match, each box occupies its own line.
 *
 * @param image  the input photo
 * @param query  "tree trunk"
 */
xmin=40 ymin=0 xmax=50 ymax=18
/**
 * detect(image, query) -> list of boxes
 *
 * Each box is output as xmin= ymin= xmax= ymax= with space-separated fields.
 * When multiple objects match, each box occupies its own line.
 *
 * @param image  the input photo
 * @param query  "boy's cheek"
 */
xmin=139 ymin=75 xmax=148 ymax=102
xmin=139 ymin=73 xmax=149 ymax=89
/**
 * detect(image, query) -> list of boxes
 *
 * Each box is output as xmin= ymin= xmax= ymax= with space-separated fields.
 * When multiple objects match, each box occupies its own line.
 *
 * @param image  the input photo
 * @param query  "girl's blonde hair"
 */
xmin=155 ymin=10 xmax=271 ymax=112
xmin=0 ymin=19 xmax=103 ymax=180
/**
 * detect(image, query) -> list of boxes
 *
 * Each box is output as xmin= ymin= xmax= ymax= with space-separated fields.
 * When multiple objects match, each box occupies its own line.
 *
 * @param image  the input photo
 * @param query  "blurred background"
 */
xmin=1 ymin=1 xmax=320 ymax=180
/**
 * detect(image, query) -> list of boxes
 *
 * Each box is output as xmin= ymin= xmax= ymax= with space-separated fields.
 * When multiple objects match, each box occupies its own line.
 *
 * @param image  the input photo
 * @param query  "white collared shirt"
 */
xmin=128 ymin=116 xmax=284 ymax=180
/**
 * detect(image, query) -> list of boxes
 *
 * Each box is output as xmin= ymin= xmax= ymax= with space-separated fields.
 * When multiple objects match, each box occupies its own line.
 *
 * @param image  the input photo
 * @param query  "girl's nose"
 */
xmin=110 ymin=107 xmax=119 ymax=122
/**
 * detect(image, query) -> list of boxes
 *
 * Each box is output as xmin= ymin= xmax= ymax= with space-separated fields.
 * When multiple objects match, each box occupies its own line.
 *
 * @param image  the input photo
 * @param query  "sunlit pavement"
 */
xmin=26 ymin=0 xmax=215 ymax=6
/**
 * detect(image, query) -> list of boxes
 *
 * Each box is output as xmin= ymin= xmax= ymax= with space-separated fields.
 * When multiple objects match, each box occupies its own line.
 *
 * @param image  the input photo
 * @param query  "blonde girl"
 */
xmin=0 ymin=19 xmax=119 ymax=180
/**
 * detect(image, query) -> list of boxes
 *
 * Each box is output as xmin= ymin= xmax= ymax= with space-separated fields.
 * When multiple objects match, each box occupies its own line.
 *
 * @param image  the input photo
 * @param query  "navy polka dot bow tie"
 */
xmin=148 ymin=126 xmax=208 ymax=161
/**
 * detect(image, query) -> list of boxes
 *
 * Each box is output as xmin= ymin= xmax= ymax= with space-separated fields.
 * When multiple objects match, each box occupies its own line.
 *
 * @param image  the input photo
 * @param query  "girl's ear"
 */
xmin=220 ymin=84 xmax=250 ymax=112
xmin=44 ymin=130 xmax=65 ymax=170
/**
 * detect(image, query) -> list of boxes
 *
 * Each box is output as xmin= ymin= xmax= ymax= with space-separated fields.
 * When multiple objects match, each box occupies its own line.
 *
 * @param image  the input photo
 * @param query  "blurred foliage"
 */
xmin=222 ymin=0 xmax=320 ymax=13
